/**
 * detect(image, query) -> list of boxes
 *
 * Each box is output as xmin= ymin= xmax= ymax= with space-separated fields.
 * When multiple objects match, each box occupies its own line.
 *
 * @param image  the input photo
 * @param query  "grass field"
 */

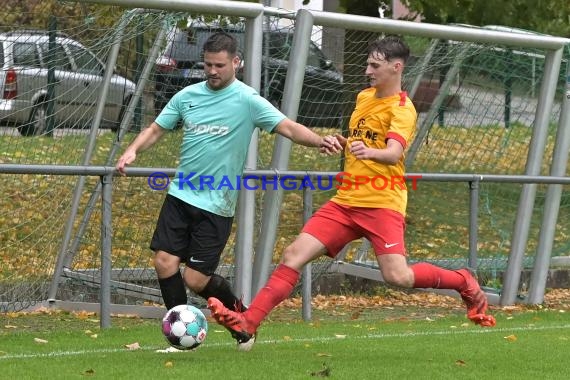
xmin=2 ymin=294 xmax=570 ymax=380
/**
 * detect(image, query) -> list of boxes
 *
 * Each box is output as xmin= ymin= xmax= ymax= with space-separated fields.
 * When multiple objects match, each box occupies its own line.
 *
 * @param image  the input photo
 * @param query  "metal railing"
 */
xmin=2 ymin=163 xmax=570 ymax=326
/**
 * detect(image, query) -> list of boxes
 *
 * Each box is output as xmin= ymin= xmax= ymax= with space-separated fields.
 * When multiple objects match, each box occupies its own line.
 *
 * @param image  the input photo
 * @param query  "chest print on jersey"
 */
xmin=182 ymin=120 xmax=230 ymax=136
xmin=350 ymin=117 xmax=380 ymax=143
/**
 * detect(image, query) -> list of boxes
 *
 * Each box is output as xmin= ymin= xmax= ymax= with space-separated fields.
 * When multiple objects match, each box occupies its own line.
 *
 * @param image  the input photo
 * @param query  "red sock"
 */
xmin=411 ymin=262 xmax=465 ymax=290
xmin=245 ymin=264 xmax=300 ymax=329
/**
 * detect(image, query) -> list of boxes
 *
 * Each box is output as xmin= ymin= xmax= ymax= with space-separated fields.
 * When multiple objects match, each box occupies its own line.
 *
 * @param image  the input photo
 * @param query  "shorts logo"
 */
xmin=189 ymin=257 xmax=204 ymax=263
xmin=384 ymin=243 xmax=399 ymax=249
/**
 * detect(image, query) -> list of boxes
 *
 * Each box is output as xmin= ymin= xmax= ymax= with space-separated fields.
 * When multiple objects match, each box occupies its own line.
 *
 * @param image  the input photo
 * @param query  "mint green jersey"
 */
xmin=155 ymin=79 xmax=285 ymax=216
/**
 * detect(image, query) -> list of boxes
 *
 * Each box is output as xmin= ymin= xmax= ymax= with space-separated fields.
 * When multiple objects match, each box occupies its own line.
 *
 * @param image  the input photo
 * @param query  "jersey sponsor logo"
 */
xmin=350 ymin=128 xmax=378 ymax=141
xmin=183 ymin=121 xmax=229 ymax=136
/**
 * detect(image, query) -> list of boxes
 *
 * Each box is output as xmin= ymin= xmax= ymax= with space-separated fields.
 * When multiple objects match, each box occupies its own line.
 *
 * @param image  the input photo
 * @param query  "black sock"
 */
xmin=158 ymin=271 xmax=187 ymax=310
xmin=197 ymin=274 xmax=246 ymax=312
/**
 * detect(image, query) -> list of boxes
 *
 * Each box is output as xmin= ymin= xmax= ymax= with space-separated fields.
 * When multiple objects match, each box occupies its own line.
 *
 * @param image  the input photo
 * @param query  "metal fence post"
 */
xmin=100 ymin=173 xmax=114 ymax=328
xmin=301 ymin=185 xmax=313 ymax=321
xmin=468 ymin=180 xmax=480 ymax=270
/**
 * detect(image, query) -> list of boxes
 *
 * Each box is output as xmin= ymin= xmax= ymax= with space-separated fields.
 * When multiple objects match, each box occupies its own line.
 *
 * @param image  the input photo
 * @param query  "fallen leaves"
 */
xmin=504 ymin=335 xmax=517 ymax=342
xmin=73 ymin=310 xmax=96 ymax=320
xmin=310 ymin=363 xmax=331 ymax=377
xmin=280 ymin=291 xmax=464 ymax=312
xmin=274 ymin=288 xmax=570 ymax=320
xmin=124 ymin=342 xmax=141 ymax=350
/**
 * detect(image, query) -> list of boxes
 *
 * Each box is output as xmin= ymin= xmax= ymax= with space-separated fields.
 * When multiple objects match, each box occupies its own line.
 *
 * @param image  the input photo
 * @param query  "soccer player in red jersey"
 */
xmin=208 ymin=35 xmax=496 ymax=350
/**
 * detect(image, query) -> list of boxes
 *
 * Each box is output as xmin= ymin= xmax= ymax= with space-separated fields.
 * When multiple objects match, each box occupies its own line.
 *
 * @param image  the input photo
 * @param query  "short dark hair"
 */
xmin=203 ymin=32 xmax=238 ymax=56
xmin=368 ymin=35 xmax=410 ymax=63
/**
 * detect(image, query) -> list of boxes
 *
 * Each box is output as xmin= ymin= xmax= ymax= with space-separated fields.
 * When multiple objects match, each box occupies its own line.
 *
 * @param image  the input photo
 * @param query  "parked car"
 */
xmin=154 ymin=23 xmax=343 ymax=128
xmin=0 ymin=30 xmax=136 ymax=136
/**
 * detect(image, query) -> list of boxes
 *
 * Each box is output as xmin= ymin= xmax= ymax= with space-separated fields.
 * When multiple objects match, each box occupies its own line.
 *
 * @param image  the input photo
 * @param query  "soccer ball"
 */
xmin=162 ymin=304 xmax=208 ymax=350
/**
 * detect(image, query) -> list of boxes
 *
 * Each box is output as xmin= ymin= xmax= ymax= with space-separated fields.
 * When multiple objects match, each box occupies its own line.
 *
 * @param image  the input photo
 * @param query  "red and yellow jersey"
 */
xmin=332 ymin=88 xmax=417 ymax=215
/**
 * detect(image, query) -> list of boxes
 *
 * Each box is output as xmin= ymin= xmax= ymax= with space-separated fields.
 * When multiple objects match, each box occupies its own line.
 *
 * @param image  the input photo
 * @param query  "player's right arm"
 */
xmin=116 ymin=122 xmax=166 ymax=175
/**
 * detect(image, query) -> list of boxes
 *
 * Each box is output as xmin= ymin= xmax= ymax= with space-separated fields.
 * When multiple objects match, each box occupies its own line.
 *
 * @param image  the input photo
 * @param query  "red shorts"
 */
xmin=302 ymin=200 xmax=406 ymax=258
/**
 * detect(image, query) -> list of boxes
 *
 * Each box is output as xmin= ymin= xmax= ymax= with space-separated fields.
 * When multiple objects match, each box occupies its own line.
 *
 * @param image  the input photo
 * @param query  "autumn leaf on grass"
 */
xmin=32 ymin=306 xmax=52 ymax=315
xmin=73 ymin=310 xmax=95 ymax=320
xmin=310 ymin=363 xmax=331 ymax=377
xmin=124 ymin=342 xmax=141 ymax=350
xmin=504 ymin=335 xmax=517 ymax=342
xmin=34 ymin=338 xmax=48 ymax=344
xmin=82 ymin=369 xmax=95 ymax=376
xmin=455 ymin=359 xmax=467 ymax=366
xmin=165 ymin=361 xmax=174 ymax=368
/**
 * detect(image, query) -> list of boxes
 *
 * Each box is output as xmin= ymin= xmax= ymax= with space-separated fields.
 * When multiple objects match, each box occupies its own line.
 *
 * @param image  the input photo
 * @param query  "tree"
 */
xmin=401 ymin=0 xmax=570 ymax=37
xmin=334 ymin=0 xmax=570 ymax=37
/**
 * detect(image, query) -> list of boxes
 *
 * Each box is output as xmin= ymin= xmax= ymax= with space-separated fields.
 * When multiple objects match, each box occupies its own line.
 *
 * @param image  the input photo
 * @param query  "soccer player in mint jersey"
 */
xmin=208 ymin=35 xmax=496 ymax=348
xmin=116 ymin=32 xmax=342 ymax=351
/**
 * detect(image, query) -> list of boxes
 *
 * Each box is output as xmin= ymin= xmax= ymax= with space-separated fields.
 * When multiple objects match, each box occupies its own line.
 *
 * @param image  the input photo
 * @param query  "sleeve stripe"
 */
xmin=399 ymin=91 xmax=407 ymax=106
xmin=386 ymin=132 xmax=407 ymax=149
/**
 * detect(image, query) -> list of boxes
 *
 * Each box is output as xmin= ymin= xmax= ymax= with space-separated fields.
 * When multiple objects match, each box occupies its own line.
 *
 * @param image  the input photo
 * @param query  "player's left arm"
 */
xmin=349 ymin=138 xmax=403 ymax=165
xmin=274 ymin=118 xmax=342 ymax=155
xmin=349 ymin=104 xmax=416 ymax=165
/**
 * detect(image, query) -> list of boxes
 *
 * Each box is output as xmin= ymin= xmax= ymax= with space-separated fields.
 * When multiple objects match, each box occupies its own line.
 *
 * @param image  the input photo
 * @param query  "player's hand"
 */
xmin=334 ymin=134 xmax=347 ymax=149
xmin=349 ymin=140 xmax=374 ymax=160
xmin=116 ymin=150 xmax=136 ymax=176
xmin=319 ymin=135 xmax=343 ymax=155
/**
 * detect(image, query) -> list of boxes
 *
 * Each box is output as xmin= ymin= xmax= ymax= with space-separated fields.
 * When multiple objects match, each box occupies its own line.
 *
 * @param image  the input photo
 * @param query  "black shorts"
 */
xmin=150 ymin=194 xmax=233 ymax=275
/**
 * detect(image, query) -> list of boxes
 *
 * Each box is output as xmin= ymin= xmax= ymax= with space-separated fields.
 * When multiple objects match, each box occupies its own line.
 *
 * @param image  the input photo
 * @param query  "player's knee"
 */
xmin=154 ymin=251 xmax=179 ymax=275
xmin=281 ymin=244 xmax=296 ymax=264
xmin=281 ymin=244 xmax=305 ymax=270
xmin=382 ymin=268 xmax=413 ymax=288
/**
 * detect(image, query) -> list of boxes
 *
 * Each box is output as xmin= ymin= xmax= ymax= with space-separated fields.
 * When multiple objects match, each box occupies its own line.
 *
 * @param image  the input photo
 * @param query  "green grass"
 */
xmin=1 ymin=307 xmax=570 ymax=379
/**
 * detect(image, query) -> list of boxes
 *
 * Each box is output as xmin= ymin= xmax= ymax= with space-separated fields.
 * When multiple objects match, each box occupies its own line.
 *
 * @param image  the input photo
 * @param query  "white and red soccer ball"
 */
xmin=162 ymin=304 xmax=208 ymax=350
